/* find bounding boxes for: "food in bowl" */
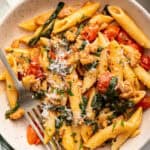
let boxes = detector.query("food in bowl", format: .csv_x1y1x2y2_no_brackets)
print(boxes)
0,1,150,150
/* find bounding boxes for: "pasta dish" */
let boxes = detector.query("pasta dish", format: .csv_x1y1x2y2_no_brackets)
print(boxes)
0,1,150,150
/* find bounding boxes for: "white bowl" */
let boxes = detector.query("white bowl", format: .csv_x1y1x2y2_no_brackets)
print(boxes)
0,0,150,150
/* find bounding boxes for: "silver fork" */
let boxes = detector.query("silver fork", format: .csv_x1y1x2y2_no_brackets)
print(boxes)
0,50,61,150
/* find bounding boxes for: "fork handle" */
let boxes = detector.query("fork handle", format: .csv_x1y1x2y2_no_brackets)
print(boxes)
0,49,23,91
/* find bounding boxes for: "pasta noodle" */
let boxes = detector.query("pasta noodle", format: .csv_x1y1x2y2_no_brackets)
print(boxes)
108,6,150,48
82,69,97,93
66,71,82,124
53,2,100,33
134,65,150,88
97,49,108,77
61,126,75,150
108,41,123,82
84,107,142,149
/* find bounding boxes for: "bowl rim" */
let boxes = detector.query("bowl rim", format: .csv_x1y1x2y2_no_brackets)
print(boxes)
1,0,150,27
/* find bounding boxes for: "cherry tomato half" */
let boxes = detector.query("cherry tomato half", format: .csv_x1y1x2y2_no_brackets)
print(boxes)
103,25,120,41
81,24,99,42
140,55,150,71
117,30,132,45
27,59,44,79
137,96,150,110
97,71,112,93
27,125,41,145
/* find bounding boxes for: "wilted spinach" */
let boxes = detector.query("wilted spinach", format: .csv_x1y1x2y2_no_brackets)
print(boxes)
79,96,88,117
92,47,104,56
66,81,74,96
84,118,98,133
84,60,99,71
33,90,46,99
91,76,134,118
79,40,88,50
48,105,73,129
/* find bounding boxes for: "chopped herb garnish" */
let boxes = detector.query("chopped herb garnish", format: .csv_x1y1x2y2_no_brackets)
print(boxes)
79,143,83,150
33,90,46,99
79,40,87,50
67,82,74,96
56,89,65,95
43,46,50,51
9,50,14,53
112,122,117,132
5,103,19,119
55,116,64,129
107,113,116,125
74,140,78,143
81,14,88,20
71,132,76,138
84,60,99,71
47,105,73,129
91,93,103,116
84,119,98,133
76,23,84,36
79,96,88,117
120,120,125,127
92,47,104,56
106,77,118,97
7,84,12,89
20,54,31,63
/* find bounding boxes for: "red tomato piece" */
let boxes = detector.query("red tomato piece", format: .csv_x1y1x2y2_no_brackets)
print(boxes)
97,71,112,93
103,25,120,41
27,125,41,145
137,96,150,110
27,60,44,79
128,42,143,53
117,30,132,45
117,30,143,53
140,55,150,71
49,50,56,60
81,24,99,42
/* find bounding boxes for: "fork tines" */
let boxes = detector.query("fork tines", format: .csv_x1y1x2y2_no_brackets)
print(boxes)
25,105,55,150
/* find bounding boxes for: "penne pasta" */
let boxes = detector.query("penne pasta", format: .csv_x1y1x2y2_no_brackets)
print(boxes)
22,75,35,90
108,6,150,48
97,49,108,77
72,126,82,150
66,71,82,124
43,112,56,144
82,69,97,93
53,2,100,33
89,14,113,25
0,71,6,81
35,10,53,26
84,107,142,149
61,126,75,150
121,45,141,67
108,41,123,82
19,18,38,31
86,88,96,119
134,65,150,89
123,56,140,90
5,71,18,108
81,124,93,143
